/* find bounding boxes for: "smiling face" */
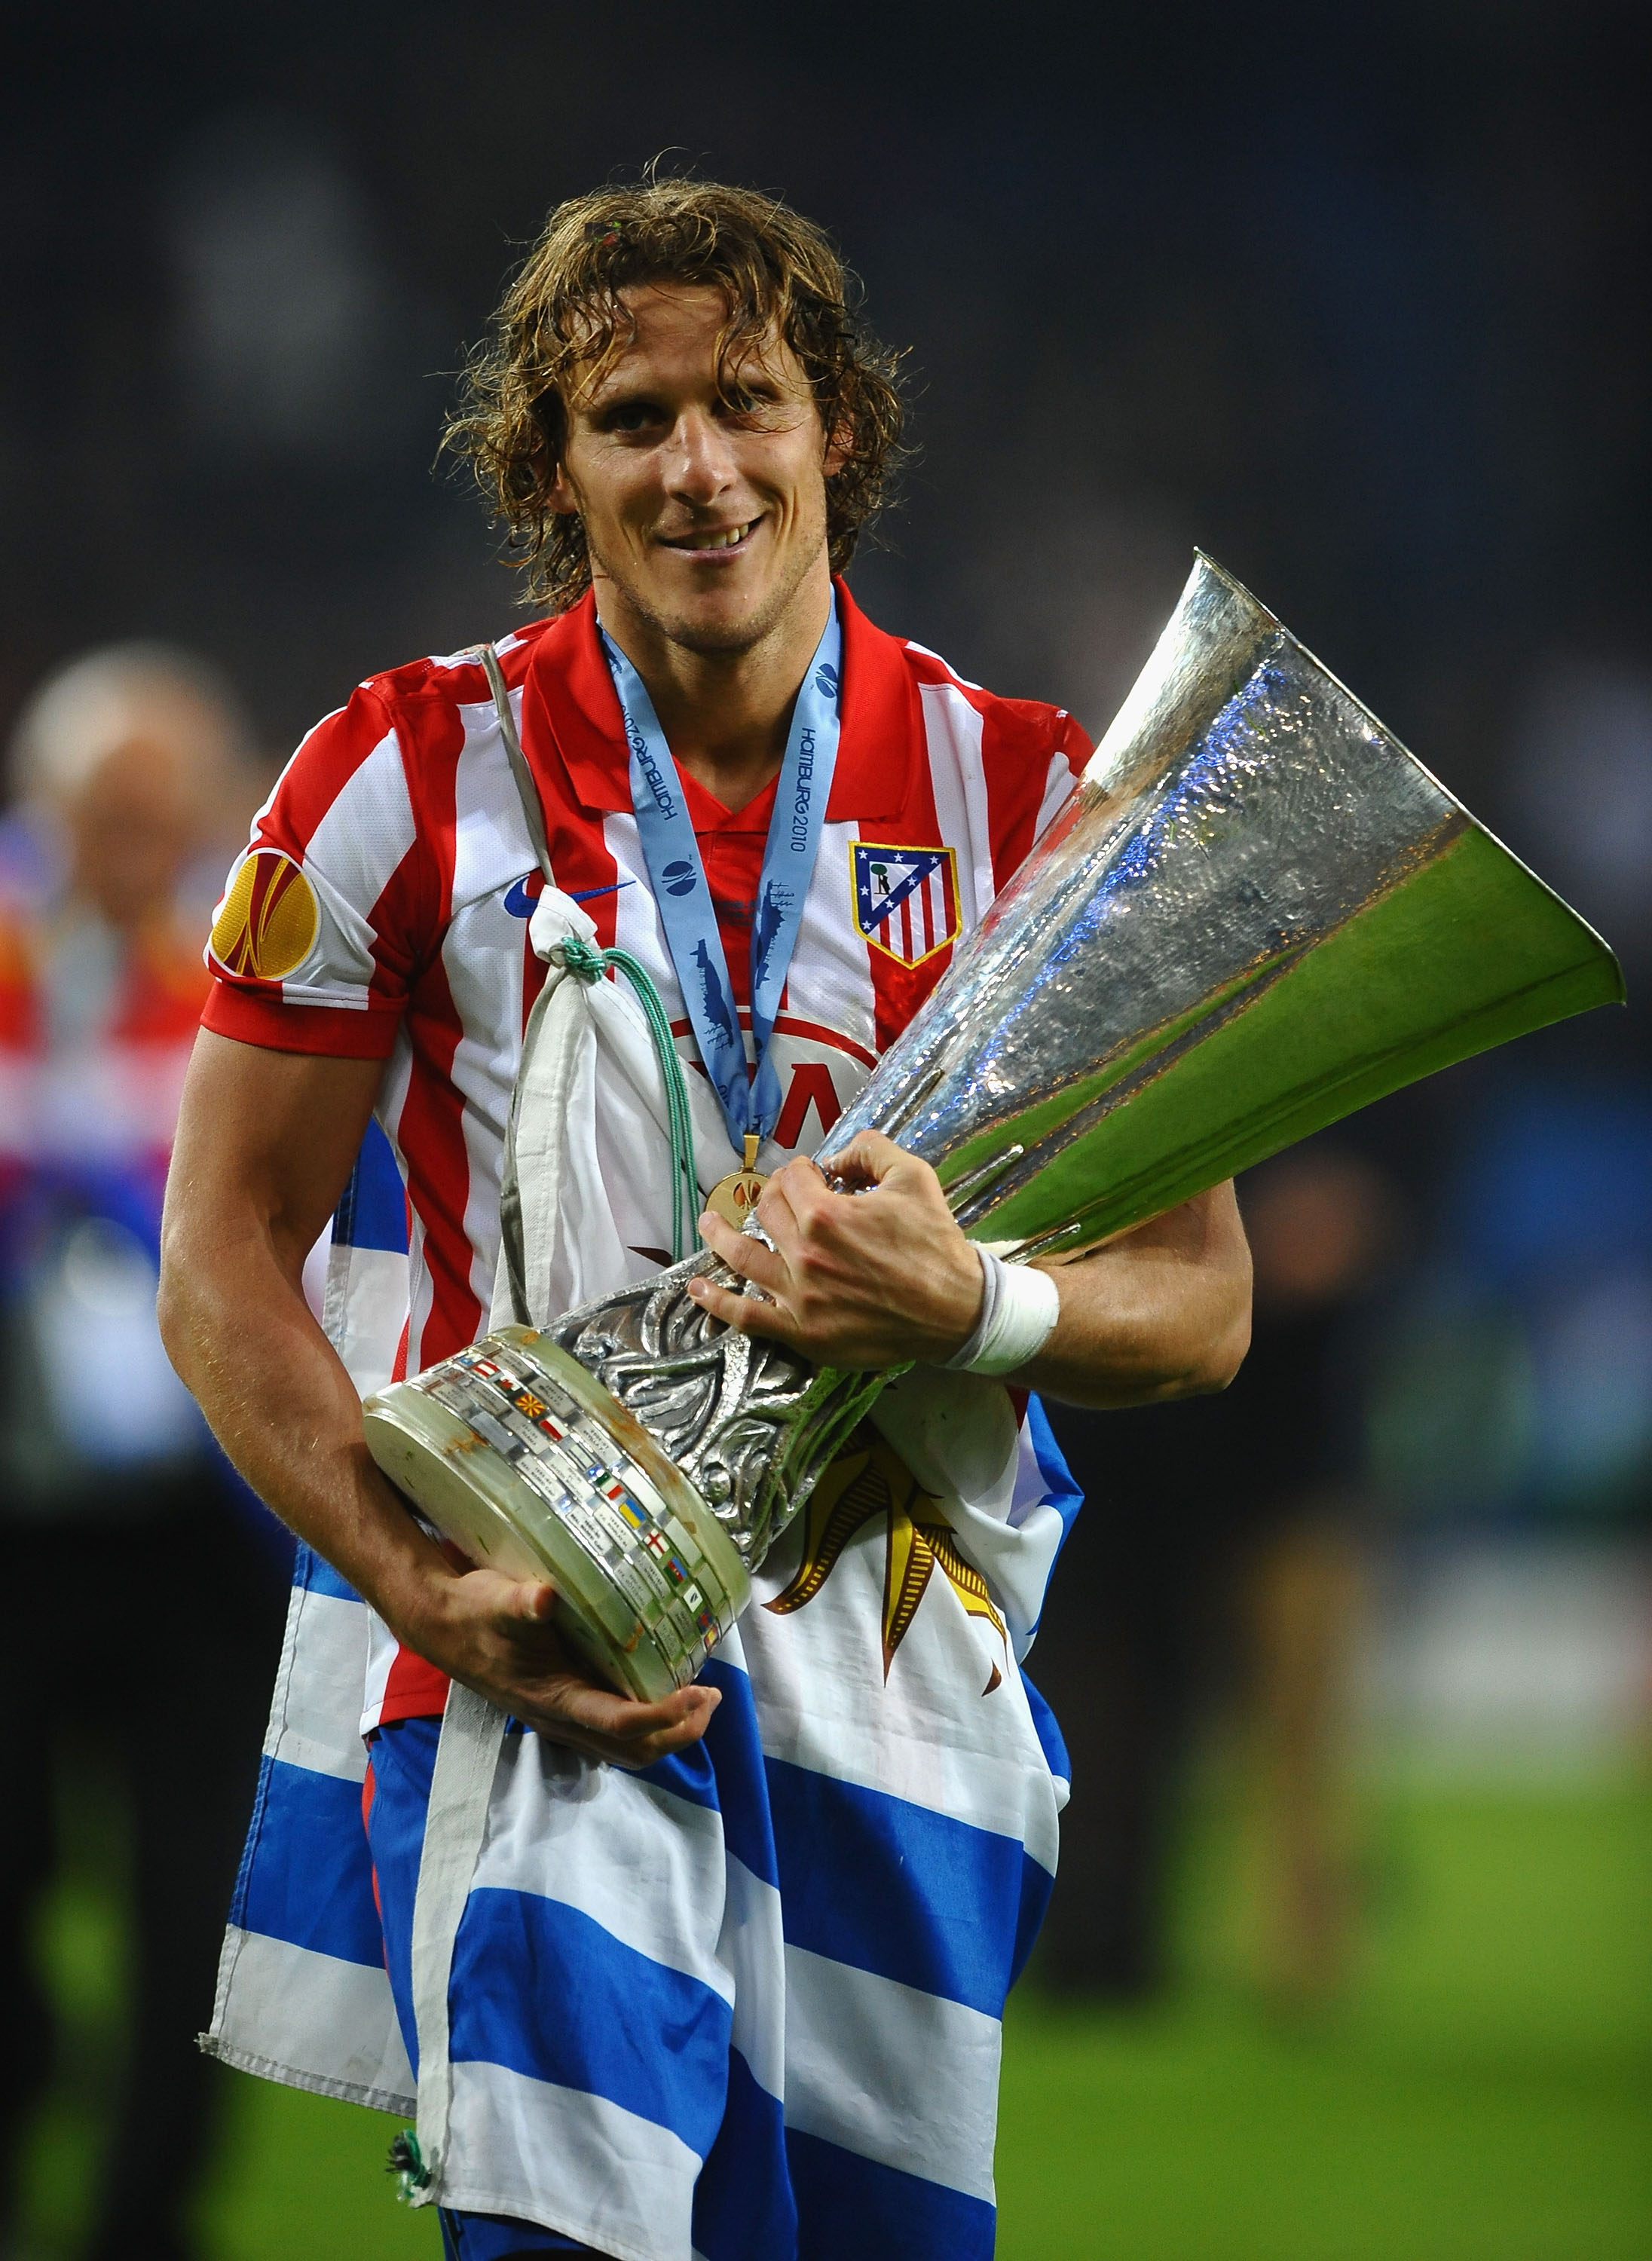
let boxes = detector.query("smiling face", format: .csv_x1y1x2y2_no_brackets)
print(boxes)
545,283,839,659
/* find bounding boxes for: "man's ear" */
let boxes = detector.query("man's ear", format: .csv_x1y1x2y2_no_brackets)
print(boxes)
542,455,580,518
531,394,580,516
822,408,853,482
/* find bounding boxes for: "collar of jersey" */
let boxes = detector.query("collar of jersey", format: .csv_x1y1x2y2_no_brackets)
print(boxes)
519,577,912,821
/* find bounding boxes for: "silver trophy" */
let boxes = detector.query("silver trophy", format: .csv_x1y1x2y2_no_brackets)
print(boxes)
362,555,1623,1700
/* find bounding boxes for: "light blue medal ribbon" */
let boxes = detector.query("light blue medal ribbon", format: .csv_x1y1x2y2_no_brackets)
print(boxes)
601,599,843,1157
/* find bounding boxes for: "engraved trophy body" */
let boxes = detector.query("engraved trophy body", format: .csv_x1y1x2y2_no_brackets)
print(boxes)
361,555,1623,1701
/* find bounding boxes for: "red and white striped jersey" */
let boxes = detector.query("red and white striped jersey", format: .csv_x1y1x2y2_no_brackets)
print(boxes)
203,578,1089,1724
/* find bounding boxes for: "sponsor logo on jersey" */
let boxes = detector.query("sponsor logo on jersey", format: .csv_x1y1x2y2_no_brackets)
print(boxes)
208,850,319,981
504,872,634,916
850,843,960,967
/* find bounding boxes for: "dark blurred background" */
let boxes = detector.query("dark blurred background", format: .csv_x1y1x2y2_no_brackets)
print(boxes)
2,3,1647,2257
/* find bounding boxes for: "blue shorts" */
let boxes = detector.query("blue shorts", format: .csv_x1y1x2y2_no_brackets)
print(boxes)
368,1720,610,2261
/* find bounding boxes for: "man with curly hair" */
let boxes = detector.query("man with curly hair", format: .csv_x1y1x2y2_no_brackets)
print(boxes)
161,178,1250,2261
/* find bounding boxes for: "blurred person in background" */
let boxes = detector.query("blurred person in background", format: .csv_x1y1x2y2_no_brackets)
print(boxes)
1036,1142,1395,2012
0,647,287,2261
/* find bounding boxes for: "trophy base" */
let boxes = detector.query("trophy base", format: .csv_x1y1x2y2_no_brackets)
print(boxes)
362,1325,749,1704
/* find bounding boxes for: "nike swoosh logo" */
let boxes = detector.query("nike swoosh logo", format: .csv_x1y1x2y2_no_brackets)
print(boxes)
504,875,636,917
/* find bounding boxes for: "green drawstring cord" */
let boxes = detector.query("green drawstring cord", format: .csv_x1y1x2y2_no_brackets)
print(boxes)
558,935,699,1262
387,2128,430,2201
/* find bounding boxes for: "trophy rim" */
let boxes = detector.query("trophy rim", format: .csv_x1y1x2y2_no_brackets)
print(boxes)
364,1329,751,1703
1188,550,1624,978
361,1386,674,1699
493,1325,751,1599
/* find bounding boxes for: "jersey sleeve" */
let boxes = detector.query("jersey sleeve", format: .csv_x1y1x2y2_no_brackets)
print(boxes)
984,699,1094,896
1032,708,1092,840
200,683,436,1058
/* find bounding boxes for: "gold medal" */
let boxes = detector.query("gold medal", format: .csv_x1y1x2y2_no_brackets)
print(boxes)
703,1133,768,1234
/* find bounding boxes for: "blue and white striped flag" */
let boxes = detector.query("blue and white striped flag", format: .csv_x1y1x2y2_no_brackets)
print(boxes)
206,1121,1082,2261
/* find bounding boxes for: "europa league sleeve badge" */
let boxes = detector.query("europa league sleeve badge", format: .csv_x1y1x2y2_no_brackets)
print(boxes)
702,1133,768,1232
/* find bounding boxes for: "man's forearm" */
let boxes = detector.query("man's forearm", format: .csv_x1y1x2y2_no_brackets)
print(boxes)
1012,1180,1253,1410
158,1207,450,1632
693,1135,1252,1402
158,1033,448,1638
158,1033,716,1763
160,1202,720,1755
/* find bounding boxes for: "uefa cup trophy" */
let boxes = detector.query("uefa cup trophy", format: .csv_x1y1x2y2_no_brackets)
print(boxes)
361,555,1623,1701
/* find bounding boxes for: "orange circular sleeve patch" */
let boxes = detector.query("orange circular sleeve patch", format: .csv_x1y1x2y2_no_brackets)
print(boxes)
209,850,320,981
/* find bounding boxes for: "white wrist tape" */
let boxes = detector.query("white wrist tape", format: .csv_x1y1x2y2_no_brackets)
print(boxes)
944,1247,1061,1377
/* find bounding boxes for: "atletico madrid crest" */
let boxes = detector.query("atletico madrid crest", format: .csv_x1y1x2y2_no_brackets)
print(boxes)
850,842,961,967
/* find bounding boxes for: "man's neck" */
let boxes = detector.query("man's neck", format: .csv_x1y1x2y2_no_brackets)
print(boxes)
595,565,833,814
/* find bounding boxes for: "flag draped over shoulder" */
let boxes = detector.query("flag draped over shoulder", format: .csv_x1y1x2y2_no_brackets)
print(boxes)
204,892,1081,2261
